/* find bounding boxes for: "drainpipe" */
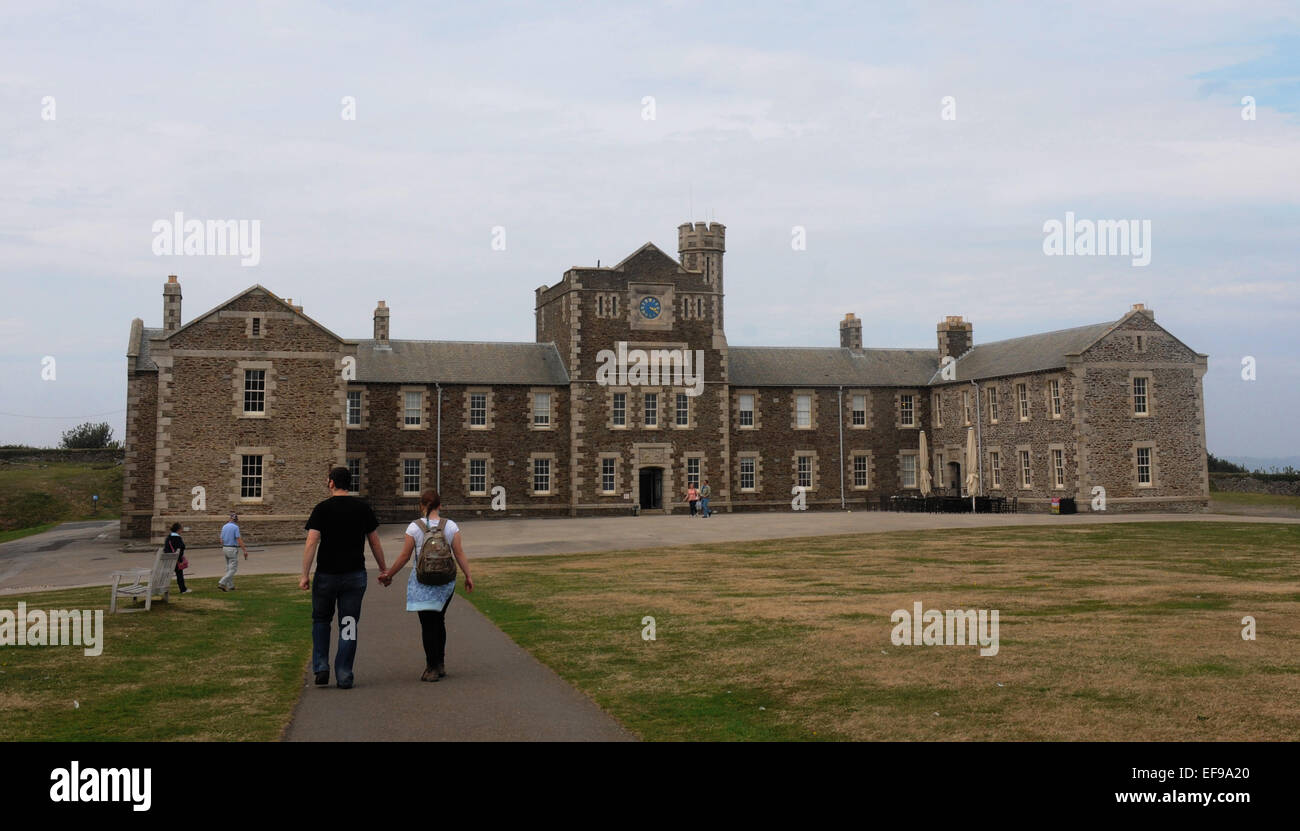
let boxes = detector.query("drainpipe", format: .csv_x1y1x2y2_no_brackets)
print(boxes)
971,379,982,507
435,382,442,492
838,386,845,510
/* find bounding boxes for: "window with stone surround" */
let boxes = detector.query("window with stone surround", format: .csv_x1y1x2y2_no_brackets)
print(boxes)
533,392,551,427
644,392,658,427
240,455,263,499
1018,449,1032,489
1135,444,1157,487
986,386,998,424
989,451,1002,489
796,454,812,489
469,458,487,495
852,454,870,489
1017,383,1030,421
795,394,812,429
899,394,915,428
243,369,266,414
601,457,616,494
346,457,362,495
851,393,867,428
738,393,755,428
739,455,757,491
687,457,701,489
532,457,551,494
403,390,423,428
900,453,918,488
346,390,362,426
675,392,689,427
932,392,943,428
245,316,268,339
1052,447,1065,489
469,392,487,427
1131,374,1152,417
529,388,558,431
403,458,422,495
962,390,972,425
1049,378,1063,419
612,392,626,427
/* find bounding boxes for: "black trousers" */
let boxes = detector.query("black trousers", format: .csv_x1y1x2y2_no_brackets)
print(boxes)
174,566,187,592
417,592,454,668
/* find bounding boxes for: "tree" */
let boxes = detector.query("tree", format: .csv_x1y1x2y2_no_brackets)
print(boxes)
60,422,114,449
1206,452,1248,474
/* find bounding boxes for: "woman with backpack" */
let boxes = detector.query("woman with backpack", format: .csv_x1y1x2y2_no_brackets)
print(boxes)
378,489,473,682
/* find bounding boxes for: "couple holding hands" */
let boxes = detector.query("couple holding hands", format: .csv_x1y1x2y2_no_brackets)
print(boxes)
301,468,472,688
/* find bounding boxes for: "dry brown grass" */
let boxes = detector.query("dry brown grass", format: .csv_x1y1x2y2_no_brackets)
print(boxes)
466,522,1300,741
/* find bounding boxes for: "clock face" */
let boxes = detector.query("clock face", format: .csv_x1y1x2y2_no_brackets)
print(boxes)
639,296,662,320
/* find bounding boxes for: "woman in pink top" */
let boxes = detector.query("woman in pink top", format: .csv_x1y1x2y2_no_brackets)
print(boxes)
686,485,700,517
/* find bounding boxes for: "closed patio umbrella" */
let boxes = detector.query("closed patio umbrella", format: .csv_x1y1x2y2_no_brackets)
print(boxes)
965,426,979,511
919,430,932,497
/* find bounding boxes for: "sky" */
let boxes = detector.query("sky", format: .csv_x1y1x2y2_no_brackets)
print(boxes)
1,1,1297,457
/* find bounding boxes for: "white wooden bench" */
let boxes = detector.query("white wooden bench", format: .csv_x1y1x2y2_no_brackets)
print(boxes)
110,546,179,613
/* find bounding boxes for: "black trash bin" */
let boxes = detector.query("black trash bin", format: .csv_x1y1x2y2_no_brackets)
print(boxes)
1059,497,1077,514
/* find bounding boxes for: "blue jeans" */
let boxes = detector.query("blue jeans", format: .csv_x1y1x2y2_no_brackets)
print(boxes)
312,570,367,686
700,497,711,517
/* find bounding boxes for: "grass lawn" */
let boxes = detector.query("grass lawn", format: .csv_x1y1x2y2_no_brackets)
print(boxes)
0,524,58,545
0,461,123,537
466,522,1300,741
0,575,312,741
1209,489,1300,515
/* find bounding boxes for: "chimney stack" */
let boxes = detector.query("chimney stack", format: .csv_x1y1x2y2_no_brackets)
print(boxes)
163,275,182,333
840,313,862,350
937,315,972,361
374,300,390,345
1130,303,1154,320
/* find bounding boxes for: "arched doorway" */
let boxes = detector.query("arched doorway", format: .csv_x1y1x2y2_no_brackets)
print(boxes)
638,467,664,510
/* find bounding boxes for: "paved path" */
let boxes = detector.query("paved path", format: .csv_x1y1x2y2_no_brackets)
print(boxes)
282,570,635,742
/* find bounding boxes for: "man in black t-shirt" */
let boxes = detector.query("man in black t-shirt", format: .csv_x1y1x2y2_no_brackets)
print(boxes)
300,466,387,689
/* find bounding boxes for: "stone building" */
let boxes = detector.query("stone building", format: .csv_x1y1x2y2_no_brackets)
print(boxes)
122,222,1209,541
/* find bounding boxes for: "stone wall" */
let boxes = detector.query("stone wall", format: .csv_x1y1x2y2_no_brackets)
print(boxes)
347,382,572,523
144,288,349,542
727,386,925,512
1076,311,1208,512
931,371,1077,511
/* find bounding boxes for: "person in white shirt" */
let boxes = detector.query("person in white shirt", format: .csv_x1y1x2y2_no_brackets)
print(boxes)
379,488,474,682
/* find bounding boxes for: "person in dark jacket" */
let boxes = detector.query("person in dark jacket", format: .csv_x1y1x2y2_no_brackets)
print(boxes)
164,522,191,594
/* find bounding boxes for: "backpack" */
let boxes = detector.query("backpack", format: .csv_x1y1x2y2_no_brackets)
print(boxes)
415,517,457,586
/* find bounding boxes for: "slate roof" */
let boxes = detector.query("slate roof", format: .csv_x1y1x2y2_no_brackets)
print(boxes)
928,320,1118,384
729,347,940,387
354,340,570,385
134,328,164,372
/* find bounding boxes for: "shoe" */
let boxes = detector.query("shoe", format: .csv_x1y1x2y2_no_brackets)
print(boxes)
314,671,329,686
421,668,440,682
436,663,446,678
217,584,229,592
180,589,192,594
336,681,353,690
